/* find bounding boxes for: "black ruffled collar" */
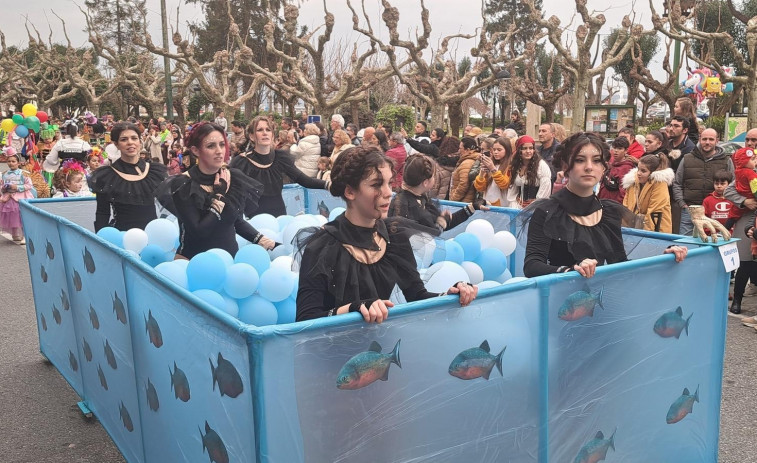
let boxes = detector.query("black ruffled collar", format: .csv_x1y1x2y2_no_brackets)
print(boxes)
323,214,390,251
112,158,147,174
186,166,217,185
247,150,274,166
552,187,602,217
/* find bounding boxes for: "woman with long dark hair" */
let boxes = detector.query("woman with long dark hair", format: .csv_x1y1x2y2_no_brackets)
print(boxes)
504,135,552,208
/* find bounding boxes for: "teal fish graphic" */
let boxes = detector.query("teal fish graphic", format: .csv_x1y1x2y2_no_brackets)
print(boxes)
83,247,95,273
119,401,134,432
170,361,191,402
559,287,604,321
73,270,82,292
82,337,92,362
98,364,108,390
210,353,243,398
199,421,229,463
60,289,70,311
89,305,100,330
574,429,616,463
40,314,47,331
112,292,127,324
46,241,54,260
146,378,160,412
654,307,692,339
28,238,35,255
52,305,61,325
104,339,117,370
69,350,78,372
144,310,163,348
337,340,401,390
40,265,48,283
667,385,699,424
449,340,506,380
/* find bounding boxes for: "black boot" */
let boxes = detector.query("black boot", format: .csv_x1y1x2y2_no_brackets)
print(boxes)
730,297,742,314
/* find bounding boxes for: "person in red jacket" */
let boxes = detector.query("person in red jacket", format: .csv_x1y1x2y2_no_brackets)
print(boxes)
702,169,734,228
619,127,645,159
598,137,638,203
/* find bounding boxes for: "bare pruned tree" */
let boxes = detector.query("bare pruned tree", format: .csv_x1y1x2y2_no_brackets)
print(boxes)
509,42,572,123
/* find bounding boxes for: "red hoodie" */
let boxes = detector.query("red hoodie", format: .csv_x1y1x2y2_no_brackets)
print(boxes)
598,156,638,203
702,190,733,227
627,140,645,159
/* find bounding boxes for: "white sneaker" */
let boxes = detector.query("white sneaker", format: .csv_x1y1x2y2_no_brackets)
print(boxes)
744,284,757,297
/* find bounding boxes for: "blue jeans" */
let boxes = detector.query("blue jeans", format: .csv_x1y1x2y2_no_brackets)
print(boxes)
679,207,693,236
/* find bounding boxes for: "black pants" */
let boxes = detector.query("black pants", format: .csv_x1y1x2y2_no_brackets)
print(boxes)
734,261,757,299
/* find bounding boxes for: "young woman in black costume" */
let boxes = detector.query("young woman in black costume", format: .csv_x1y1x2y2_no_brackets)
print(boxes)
296,146,479,323
229,116,328,217
90,122,168,231
523,132,688,278
156,122,273,258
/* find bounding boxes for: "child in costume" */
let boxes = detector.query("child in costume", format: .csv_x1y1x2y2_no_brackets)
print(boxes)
726,147,757,229
52,160,91,198
0,153,34,241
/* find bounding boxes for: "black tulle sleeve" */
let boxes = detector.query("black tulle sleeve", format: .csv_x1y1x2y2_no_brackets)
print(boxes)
523,207,562,277
296,245,337,321
94,195,112,232
283,160,327,190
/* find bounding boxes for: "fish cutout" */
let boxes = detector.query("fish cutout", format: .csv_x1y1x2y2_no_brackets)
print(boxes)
337,340,401,390
104,340,117,370
144,310,163,348
69,350,78,372
52,305,61,325
83,247,95,273
654,307,692,339
170,361,191,402
60,289,70,311
559,287,605,321
318,200,330,218
210,353,243,398
119,401,134,432
28,238,35,255
89,305,100,330
40,265,48,283
574,429,616,463
98,364,108,390
82,338,92,362
40,314,47,331
146,378,160,412
73,270,82,292
449,340,506,381
112,292,127,325
46,241,54,259
199,421,229,463
667,385,699,424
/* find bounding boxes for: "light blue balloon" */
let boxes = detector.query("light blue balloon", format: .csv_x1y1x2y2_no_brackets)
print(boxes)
328,207,346,221
477,280,501,289
275,297,297,324
141,244,170,267
258,267,295,302
236,235,250,249
269,244,293,260
238,295,278,326
444,240,465,264
155,262,188,289
234,244,271,275
96,227,123,247
187,252,227,291
474,248,508,280
495,268,513,283
249,213,280,232
173,259,189,270
14,125,29,138
145,218,179,252
192,289,226,312
431,238,446,264
207,248,234,267
221,295,240,317
277,215,295,230
223,263,259,299
290,272,299,299
454,232,482,261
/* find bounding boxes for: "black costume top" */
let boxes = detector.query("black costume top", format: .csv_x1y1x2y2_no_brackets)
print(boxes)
89,159,168,231
522,187,628,277
156,166,263,259
296,214,441,321
389,188,473,235
228,149,327,217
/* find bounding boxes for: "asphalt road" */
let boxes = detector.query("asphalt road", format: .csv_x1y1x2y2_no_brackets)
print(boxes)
0,233,756,462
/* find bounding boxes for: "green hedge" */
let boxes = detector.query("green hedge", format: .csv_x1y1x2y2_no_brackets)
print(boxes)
375,104,416,132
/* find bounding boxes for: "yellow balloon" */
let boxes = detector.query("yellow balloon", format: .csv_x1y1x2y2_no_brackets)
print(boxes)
22,103,38,117
0,119,14,132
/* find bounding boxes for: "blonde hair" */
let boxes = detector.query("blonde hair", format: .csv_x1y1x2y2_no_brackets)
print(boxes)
304,123,320,136
333,129,349,146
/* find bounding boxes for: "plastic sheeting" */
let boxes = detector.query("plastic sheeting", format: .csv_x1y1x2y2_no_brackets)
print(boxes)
20,190,728,463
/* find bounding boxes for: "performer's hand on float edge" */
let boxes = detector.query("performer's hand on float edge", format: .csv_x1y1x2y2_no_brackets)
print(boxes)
360,299,393,324
574,258,598,278
448,282,478,306
664,245,688,263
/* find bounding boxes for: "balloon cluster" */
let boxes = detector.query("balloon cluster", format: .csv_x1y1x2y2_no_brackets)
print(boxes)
681,67,734,103
1,103,48,138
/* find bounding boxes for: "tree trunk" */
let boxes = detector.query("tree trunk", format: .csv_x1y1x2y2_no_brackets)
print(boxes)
448,101,464,139
350,101,360,128
543,103,556,123
748,77,757,129
430,104,445,132
571,72,590,133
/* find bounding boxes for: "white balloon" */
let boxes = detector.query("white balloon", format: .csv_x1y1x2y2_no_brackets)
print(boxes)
494,268,513,283
314,215,328,226
123,228,149,254
269,245,293,261
490,231,517,256
271,255,294,271
477,280,501,289
145,218,180,252
258,228,282,244
504,276,530,285
329,207,346,221
282,221,307,246
423,261,469,293
409,232,436,269
466,219,495,248
248,214,280,232
460,261,484,284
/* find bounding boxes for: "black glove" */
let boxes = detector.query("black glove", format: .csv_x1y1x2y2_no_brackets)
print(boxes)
472,197,489,210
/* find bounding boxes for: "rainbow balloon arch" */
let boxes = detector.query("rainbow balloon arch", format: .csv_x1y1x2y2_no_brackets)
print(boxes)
20,186,729,462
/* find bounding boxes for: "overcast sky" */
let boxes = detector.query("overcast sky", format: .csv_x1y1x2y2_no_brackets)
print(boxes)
2,0,666,89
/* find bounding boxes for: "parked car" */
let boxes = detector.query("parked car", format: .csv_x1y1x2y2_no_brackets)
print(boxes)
718,141,744,156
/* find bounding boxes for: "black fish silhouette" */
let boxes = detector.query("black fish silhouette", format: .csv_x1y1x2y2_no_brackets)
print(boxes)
146,378,160,412
169,361,191,402
83,247,95,273
89,305,100,330
144,310,163,348
98,364,108,390
69,350,78,372
104,340,118,370
82,338,92,362
46,241,54,259
52,305,61,325
73,270,82,292
60,289,70,311
210,353,243,398
119,401,134,432
40,314,47,331
113,292,127,324
318,200,330,218
28,238,35,255
40,265,48,283
199,421,229,463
